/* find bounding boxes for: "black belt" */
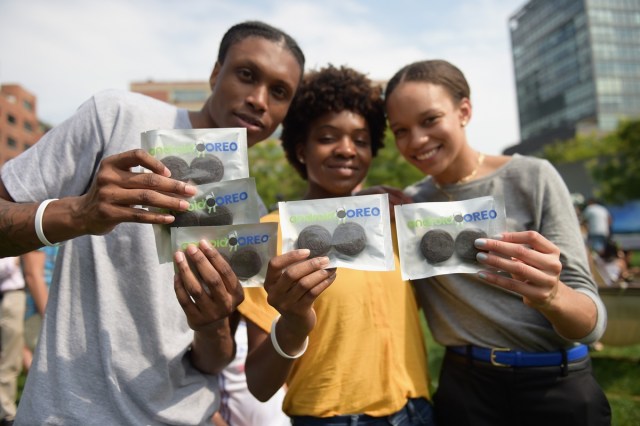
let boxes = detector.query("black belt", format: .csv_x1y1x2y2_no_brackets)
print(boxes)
447,344,588,368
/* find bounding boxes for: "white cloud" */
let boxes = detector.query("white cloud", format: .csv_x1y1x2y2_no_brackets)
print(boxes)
0,0,528,154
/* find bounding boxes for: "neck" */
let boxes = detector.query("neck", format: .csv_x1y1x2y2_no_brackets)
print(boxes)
434,151,485,186
188,100,217,129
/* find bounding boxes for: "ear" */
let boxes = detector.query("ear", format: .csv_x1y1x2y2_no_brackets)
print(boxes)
458,98,472,127
209,62,222,90
295,143,306,164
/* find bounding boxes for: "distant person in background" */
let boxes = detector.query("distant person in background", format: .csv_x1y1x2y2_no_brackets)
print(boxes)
582,198,612,255
0,257,26,426
601,239,630,286
20,246,58,371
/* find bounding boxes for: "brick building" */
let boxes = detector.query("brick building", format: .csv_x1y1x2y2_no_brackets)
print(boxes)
129,80,211,111
0,84,47,168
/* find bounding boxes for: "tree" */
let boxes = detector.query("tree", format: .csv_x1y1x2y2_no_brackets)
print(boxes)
365,130,424,189
249,139,306,211
542,119,640,205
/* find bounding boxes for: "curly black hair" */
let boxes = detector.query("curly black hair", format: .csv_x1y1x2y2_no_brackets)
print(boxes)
280,65,386,180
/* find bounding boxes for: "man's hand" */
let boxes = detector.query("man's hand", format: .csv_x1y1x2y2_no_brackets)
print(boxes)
173,239,244,374
77,149,196,235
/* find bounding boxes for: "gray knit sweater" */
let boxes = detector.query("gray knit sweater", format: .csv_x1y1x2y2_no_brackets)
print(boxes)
406,154,606,351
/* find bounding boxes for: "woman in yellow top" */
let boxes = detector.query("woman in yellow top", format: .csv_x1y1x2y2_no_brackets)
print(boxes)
236,65,433,425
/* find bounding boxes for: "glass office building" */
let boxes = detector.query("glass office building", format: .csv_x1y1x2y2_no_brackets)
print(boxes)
506,0,640,154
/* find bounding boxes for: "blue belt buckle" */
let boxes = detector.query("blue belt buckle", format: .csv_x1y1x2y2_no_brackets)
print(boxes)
490,347,512,367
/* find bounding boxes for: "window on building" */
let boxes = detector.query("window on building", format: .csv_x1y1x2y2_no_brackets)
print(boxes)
23,100,33,111
24,121,33,132
23,143,32,151
7,114,16,125
7,137,18,149
173,90,209,103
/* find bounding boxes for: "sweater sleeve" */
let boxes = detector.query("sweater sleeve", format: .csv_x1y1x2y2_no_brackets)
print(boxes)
537,160,607,342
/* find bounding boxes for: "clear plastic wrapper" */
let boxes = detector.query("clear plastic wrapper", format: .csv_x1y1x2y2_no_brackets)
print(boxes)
279,194,394,271
149,178,260,262
140,128,251,263
394,195,507,280
171,223,278,287
141,128,249,184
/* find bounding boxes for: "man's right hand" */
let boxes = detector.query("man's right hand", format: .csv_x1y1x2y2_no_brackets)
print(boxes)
76,149,196,235
0,149,197,256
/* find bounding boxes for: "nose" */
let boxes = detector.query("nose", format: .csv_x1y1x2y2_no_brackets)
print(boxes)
409,128,429,149
334,136,356,158
247,84,268,113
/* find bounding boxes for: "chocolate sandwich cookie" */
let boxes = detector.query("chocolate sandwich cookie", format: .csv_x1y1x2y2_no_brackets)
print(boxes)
296,225,332,258
454,228,487,262
169,211,200,228
199,205,233,226
332,222,367,257
230,246,263,280
420,229,454,263
189,155,225,184
161,156,190,182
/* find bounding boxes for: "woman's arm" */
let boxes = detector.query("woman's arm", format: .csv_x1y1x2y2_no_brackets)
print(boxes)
244,250,336,401
21,250,48,315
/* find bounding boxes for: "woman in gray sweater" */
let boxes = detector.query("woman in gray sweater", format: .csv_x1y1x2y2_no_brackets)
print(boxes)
384,59,610,426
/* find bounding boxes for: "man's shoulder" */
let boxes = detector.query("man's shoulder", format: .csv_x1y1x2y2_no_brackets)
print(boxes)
92,89,176,112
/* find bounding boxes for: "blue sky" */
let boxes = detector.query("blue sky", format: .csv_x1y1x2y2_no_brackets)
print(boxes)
0,0,529,154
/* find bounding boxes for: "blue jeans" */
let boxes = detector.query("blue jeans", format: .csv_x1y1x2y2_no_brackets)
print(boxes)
291,398,435,426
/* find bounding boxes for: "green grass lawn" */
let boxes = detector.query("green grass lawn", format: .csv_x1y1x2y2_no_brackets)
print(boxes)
421,317,640,426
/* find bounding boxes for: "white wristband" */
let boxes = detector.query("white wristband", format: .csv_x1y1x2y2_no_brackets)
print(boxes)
270,315,308,359
35,199,62,247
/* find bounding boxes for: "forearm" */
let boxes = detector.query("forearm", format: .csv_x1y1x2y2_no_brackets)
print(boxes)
245,317,308,402
22,251,49,315
539,282,598,341
0,196,86,257
189,318,236,375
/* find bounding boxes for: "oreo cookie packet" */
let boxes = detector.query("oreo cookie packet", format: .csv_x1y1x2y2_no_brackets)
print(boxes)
171,223,278,287
279,194,394,271
153,177,261,263
141,128,249,184
394,195,506,280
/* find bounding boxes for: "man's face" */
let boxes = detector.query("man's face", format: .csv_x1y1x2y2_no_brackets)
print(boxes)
208,37,302,147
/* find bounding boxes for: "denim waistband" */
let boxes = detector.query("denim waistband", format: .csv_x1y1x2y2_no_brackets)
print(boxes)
447,344,589,368
291,397,431,426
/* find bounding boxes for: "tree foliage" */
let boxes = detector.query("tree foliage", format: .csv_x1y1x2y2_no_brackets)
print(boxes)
365,130,424,189
542,119,640,205
249,139,306,211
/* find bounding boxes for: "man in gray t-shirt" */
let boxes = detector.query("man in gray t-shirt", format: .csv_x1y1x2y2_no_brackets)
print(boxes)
0,21,304,425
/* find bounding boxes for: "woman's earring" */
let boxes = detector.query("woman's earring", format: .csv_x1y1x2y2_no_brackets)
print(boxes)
461,121,467,128
298,156,305,164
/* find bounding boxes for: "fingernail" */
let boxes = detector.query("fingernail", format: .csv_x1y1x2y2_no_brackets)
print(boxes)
475,238,487,247
318,256,330,267
185,184,197,195
476,252,488,261
200,239,212,249
174,251,185,263
186,244,197,255
478,272,487,279
298,248,311,257
179,200,190,210
491,234,504,240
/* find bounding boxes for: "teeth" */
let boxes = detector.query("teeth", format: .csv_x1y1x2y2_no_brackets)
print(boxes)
415,148,438,161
